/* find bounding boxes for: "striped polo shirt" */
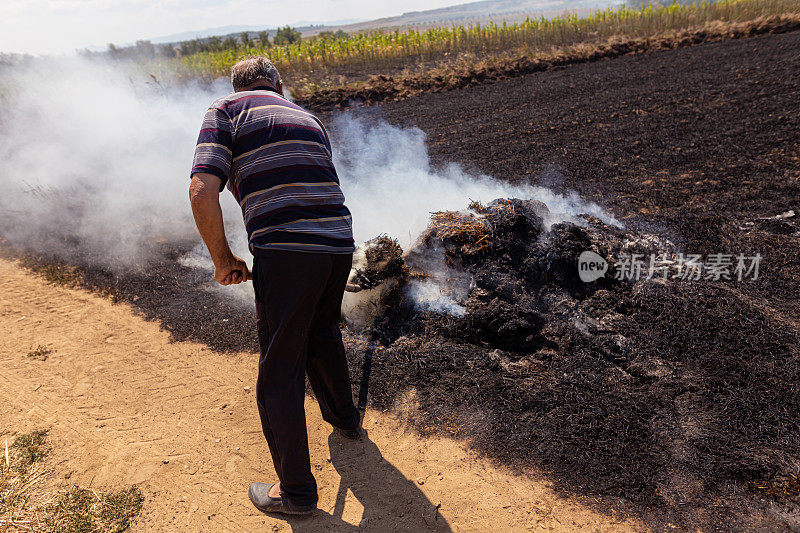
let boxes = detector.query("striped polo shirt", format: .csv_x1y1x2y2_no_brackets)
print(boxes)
191,86,355,254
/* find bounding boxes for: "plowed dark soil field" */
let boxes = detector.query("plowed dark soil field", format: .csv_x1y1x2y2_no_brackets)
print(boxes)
13,30,800,531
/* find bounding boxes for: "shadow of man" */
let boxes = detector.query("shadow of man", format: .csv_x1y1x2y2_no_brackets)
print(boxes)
273,351,451,531
324,430,453,531
275,431,452,532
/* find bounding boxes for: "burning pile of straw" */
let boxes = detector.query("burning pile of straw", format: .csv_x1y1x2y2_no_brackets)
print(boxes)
425,210,492,258
421,200,525,264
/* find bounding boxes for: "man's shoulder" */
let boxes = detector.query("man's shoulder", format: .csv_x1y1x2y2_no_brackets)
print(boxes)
206,94,235,114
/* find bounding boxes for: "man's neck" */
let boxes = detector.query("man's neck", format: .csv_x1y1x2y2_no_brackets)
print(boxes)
246,85,278,93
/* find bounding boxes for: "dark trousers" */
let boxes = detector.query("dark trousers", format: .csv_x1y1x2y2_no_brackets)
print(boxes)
252,250,360,507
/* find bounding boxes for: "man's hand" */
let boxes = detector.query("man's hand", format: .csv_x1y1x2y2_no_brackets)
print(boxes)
215,254,251,285
190,173,251,286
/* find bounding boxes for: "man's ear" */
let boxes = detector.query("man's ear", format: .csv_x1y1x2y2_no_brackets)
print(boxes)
276,80,284,96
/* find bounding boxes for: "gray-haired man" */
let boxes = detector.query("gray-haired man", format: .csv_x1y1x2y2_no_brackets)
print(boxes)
189,56,362,516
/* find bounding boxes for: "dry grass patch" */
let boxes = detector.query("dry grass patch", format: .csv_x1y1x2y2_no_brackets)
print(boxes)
1,431,51,531
25,345,53,361
0,431,143,533
45,487,143,533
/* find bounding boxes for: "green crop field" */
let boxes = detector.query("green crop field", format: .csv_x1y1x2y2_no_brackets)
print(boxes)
157,0,799,91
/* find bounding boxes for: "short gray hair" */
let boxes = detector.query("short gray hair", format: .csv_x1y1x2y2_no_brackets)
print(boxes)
230,56,281,92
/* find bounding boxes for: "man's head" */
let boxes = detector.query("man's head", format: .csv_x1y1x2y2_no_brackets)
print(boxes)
231,56,282,94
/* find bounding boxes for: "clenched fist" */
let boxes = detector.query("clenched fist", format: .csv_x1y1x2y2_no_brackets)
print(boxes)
214,254,251,285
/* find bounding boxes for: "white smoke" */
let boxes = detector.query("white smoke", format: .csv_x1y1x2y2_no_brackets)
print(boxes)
0,57,248,269
331,114,619,250
405,280,468,317
0,57,618,316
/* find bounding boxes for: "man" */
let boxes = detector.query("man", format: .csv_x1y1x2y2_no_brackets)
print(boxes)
188,56,362,516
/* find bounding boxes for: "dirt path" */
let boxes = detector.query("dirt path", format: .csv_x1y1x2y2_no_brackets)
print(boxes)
0,259,642,532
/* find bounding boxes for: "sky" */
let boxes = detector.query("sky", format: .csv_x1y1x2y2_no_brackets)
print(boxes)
0,0,469,55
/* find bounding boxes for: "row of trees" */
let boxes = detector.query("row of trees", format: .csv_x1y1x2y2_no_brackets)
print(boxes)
103,25,308,60
105,40,175,59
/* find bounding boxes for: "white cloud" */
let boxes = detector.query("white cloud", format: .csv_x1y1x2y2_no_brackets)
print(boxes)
0,0,468,55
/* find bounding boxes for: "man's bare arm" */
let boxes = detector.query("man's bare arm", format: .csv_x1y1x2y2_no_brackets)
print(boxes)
189,173,251,285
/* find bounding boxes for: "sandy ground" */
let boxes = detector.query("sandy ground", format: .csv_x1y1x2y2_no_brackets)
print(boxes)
0,258,643,532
